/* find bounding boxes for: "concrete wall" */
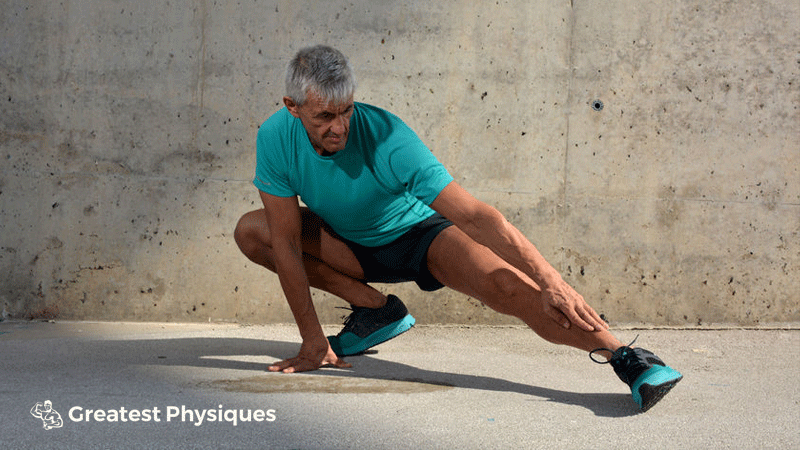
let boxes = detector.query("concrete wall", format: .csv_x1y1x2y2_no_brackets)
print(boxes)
1,0,797,326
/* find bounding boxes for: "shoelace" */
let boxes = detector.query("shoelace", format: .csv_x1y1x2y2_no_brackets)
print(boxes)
334,306,365,336
589,335,639,364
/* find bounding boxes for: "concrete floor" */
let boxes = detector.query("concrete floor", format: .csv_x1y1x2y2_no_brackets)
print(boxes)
2,320,798,449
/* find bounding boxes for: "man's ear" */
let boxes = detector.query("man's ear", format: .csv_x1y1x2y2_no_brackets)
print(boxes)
283,96,301,117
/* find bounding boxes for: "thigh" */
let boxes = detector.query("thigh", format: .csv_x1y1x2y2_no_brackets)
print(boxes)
425,226,540,314
299,207,367,280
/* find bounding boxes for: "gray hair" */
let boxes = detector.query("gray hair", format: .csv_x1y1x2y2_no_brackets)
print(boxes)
285,45,357,106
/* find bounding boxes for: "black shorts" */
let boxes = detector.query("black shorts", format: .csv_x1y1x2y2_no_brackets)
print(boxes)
339,213,455,292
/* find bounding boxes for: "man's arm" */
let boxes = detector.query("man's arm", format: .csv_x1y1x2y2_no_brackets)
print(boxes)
259,191,350,372
429,181,607,332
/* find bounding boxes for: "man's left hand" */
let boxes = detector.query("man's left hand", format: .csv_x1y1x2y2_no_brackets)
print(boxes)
541,278,609,332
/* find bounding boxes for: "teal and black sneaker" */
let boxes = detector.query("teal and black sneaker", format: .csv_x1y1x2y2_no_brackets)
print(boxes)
591,339,683,412
327,295,416,357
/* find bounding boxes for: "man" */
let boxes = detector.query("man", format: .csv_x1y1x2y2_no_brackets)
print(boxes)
30,400,64,430
234,45,682,411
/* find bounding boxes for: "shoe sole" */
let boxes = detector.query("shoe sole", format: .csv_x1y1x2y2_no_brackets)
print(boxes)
633,366,683,412
638,377,682,412
328,314,416,356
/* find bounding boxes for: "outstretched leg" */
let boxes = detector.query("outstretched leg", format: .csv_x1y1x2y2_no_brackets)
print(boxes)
425,225,623,353
426,225,682,411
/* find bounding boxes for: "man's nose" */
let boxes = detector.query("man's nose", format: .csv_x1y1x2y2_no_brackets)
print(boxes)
331,115,347,134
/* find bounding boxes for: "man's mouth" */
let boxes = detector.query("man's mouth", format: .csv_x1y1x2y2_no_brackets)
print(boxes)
325,133,346,143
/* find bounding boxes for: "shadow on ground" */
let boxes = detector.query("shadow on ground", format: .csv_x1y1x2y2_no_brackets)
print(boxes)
66,336,637,418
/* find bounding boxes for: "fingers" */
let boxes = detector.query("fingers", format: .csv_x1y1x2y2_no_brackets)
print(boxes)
545,306,572,330
573,296,609,331
267,357,318,373
583,304,610,330
331,358,353,369
546,296,608,332
562,306,595,332
267,353,351,373
267,358,299,373
543,293,590,331
564,302,612,332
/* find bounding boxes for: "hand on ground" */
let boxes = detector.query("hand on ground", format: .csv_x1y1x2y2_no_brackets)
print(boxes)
268,337,351,373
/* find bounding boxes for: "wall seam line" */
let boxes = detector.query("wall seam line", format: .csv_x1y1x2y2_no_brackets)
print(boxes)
560,0,578,271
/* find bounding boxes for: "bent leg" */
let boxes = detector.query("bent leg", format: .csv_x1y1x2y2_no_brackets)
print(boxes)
234,208,386,308
426,226,622,353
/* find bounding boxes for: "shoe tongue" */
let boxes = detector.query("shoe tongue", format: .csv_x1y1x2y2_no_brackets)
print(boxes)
613,346,633,359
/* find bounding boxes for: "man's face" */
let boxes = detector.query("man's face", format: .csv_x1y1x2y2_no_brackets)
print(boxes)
284,92,354,156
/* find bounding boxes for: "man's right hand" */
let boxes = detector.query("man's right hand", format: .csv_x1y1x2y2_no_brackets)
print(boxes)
268,335,352,373
257,192,351,373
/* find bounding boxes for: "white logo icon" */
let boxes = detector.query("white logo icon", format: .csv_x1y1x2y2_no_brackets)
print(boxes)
30,400,64,430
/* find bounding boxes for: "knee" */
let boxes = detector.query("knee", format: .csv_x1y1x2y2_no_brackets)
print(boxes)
483,268,531,316
234,210,268,255
233,215,250,254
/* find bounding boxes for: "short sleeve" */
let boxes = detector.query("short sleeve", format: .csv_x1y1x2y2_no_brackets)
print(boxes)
253,110,296,198
387,132,454,205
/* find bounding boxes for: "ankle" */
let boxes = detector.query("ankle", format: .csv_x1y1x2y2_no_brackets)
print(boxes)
371,295,388,309
350,294,387,309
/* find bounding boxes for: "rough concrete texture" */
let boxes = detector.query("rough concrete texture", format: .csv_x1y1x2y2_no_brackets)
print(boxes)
1,321,799,449
0,1,797,325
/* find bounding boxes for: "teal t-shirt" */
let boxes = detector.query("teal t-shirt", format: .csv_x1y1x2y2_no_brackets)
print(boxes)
254,102,454,247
